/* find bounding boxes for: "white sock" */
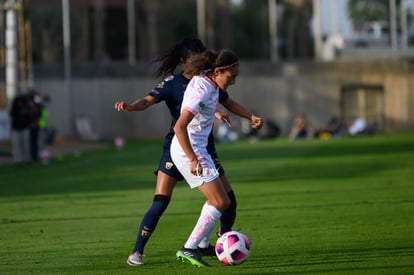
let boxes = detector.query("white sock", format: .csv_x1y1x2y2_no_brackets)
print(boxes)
198,233,212,249
184,202,222,249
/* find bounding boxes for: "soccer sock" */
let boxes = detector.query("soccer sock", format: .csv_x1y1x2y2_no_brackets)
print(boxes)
198,233,211,248
219,190,237,235
132,194,170,254
184,202,222,249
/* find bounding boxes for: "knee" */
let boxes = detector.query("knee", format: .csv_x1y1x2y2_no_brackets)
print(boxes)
214,196,231,213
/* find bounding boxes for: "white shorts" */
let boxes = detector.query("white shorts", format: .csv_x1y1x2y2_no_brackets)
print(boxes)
170,136,220,189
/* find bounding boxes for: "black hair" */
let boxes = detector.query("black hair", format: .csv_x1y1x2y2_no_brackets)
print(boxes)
153,38,206,78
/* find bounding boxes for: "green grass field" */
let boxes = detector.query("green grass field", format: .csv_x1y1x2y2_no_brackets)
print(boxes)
1,133,413,274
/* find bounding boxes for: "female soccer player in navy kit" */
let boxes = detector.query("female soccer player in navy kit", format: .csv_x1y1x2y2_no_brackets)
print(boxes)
172,49,242,267
114,39,262,266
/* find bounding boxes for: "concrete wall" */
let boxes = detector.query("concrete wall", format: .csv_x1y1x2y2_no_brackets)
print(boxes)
30,58,414,140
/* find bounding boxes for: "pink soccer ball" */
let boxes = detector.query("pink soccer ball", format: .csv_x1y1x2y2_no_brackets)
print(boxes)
215,231,251,265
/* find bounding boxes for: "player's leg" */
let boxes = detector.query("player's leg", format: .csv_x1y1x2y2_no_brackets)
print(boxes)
197,173,236,256
128,171,177,266
206,152,238,236
218,173,237,235
128,148,183,266
177,178,230,267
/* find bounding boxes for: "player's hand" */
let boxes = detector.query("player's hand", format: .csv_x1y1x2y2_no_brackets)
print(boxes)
190,159,203,176
215,111,233,128
114,101,132,112
251,115,263,129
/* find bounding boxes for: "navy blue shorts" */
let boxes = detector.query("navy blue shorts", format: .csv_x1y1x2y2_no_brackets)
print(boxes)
156,148,184,181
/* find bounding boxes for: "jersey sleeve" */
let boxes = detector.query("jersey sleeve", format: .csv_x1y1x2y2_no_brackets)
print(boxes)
218,88,229,103
148,75,175,101
181,78,208,115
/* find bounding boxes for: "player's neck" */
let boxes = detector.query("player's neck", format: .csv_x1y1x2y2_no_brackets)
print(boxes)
182,71,193,80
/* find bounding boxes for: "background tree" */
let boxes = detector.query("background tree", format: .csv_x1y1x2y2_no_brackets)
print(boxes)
347,0,412,35
279,0,314,60
231,0,269,59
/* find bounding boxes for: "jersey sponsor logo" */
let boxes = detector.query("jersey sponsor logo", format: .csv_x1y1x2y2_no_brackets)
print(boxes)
165,162,174,169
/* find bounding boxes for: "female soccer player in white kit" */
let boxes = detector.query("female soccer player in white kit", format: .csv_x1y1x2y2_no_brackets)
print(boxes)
171,49,240,267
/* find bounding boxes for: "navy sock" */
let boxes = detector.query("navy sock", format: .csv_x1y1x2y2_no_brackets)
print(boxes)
220,190,237,234
132,194,170,254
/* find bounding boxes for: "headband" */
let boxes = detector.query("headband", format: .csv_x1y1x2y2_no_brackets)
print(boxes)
202,61,239,75
215,61,239,70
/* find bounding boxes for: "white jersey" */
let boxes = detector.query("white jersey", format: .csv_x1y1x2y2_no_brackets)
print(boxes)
181,75,219,149
170,75,220,188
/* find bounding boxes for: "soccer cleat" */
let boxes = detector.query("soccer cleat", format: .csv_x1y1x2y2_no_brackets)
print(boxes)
197,244,216,257
127,252,144,266
176,247,211,267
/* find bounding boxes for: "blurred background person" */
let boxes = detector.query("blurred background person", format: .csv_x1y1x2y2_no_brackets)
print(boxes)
28,90,42,161
315,115,342,139
38,95,51,150
289,113,314,139
9,94,31,164
348,117,367,136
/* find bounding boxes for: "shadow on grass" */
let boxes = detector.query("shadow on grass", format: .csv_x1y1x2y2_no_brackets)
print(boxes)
216,136,414,162
0,134,413,197
268,246,414,274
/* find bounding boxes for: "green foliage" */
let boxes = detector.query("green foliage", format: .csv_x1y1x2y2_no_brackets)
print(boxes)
231,1,269,59
158,2,198,52
347,0,388,21
1,134,414,274
347,0,413,31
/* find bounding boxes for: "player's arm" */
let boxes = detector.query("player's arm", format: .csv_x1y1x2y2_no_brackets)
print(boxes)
221,97,263,129
215,111,232,128
173,110,200,176
114,95,159,112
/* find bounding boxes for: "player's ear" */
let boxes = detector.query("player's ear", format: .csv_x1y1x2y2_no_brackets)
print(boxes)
213,68,220,76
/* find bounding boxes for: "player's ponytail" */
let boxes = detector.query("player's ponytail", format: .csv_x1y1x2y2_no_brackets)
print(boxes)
153,38,206,78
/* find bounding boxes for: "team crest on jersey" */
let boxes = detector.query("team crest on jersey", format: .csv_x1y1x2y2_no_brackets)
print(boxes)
166,162,174,169
157,81,165,89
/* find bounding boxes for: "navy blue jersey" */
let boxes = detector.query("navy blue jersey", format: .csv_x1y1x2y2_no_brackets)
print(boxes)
149,73,228,179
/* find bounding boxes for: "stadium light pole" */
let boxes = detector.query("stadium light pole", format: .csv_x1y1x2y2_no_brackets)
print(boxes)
400,0,408,53
5,0,19,107
62,0,71,82
268,0,278,62
329,0,338,35
62,0,72,130
312,0,323,60
389,0,397,51
127,0,136,64
197,0,206,44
